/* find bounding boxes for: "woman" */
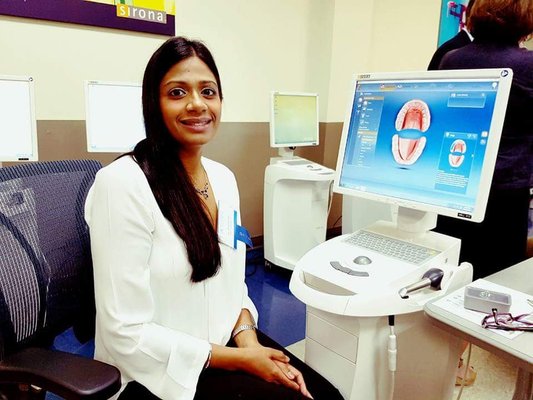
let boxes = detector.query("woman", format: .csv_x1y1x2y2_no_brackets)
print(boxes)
85,36,343,400
435,0,533,280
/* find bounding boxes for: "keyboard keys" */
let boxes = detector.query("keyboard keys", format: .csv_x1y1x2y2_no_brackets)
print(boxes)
343,230,440,265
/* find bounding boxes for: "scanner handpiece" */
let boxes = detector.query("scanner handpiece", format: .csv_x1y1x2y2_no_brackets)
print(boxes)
398,268,444,299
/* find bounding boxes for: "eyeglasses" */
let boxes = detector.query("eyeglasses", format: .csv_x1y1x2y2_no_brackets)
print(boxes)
481,309,533,332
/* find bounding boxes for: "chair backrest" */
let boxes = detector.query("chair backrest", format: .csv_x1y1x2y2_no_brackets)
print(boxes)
0,160,102,359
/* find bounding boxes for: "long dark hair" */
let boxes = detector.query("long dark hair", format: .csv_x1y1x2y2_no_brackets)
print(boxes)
129,36,223,282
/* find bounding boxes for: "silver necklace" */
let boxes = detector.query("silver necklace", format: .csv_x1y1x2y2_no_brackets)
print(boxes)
194,168,209,199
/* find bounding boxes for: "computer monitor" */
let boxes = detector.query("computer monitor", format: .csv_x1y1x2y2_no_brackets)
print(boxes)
334,69,513,234
0,75,38,162
85,80,145,153
270,91,319,149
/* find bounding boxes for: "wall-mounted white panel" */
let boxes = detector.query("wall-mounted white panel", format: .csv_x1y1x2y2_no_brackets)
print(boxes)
0,75,38,162
85,81,145,153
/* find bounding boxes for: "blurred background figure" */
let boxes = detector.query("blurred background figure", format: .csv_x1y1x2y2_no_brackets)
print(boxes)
434,0,533,280
431,0,533,392
428,0,476,70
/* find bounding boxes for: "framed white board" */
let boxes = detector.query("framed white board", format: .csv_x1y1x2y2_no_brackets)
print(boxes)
85,80,145,153
0,75,38,162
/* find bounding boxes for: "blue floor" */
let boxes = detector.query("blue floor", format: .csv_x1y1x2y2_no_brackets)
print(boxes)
244,247,306,347
48,247,305,399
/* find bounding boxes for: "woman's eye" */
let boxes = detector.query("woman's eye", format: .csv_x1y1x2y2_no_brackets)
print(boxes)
202,88,217,97
169,88,186,97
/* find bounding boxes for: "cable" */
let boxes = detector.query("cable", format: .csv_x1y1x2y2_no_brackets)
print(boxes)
387,315,397,400
332,214,342,228
455,342,472,400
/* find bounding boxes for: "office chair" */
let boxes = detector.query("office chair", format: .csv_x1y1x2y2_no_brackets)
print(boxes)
0,160,120,400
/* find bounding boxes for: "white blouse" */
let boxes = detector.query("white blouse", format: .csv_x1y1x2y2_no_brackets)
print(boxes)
84,156,258,400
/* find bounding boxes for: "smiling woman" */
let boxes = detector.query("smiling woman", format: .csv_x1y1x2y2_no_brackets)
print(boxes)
159,57,222,151
83,36,344,400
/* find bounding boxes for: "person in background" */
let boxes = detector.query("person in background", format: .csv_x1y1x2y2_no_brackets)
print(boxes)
85,36,344,400
435,0,532,279
434,0,532,393
427,0,476,70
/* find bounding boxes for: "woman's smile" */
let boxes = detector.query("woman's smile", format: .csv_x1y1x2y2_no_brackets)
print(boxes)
180,117,213,132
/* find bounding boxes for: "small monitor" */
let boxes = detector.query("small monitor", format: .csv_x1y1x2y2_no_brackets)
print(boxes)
334,69,512,229
0,75,38,162
85,80,145,153
270,91,319,148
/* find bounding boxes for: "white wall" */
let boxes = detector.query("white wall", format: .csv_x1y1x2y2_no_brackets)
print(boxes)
0,15,164,120
0,2,335,123
326,0,376,123
0,0,442,122
175,0,334,122
368,0,440,72
326,0,441,121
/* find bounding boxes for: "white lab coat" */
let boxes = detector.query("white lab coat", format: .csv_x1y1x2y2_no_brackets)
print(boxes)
85,155,258,400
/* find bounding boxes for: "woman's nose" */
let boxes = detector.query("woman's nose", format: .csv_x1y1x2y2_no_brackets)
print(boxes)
186,92,207,112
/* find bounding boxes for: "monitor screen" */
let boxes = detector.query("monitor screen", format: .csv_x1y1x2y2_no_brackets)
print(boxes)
0,75,38,162
334,69,512,224
85,80,145,153
270,91,319,148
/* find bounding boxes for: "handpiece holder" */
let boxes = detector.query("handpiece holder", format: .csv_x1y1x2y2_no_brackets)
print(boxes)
398,268,444,299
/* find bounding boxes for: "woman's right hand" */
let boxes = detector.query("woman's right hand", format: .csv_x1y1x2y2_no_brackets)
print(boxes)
211,343,312,396
238,345,301,392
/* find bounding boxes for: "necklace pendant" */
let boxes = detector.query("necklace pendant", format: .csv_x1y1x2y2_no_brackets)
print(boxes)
196,182,209,199
194,168,210,200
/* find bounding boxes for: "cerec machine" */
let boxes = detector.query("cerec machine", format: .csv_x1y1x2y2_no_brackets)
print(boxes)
289,69,513,399
264,92,334,270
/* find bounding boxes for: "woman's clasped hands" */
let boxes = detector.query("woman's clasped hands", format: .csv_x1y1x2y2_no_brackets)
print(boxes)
240,345,313,399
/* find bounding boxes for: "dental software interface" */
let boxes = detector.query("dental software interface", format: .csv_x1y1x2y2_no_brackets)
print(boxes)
337,75,505,221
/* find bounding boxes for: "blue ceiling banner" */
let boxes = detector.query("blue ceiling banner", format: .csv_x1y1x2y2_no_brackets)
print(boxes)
0,0,175,36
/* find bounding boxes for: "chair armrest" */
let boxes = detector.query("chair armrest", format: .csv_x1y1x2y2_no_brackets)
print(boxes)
0,347,121,400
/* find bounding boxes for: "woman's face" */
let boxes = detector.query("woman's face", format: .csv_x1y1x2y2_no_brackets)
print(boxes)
159,56,221,151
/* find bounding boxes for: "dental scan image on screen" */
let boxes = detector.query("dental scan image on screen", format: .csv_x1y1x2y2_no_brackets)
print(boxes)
270,92,319,148
335,69,512,225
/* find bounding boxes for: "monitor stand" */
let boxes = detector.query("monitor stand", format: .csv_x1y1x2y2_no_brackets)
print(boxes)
277,146,296,159
341,198,398,235
395,206,437,237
